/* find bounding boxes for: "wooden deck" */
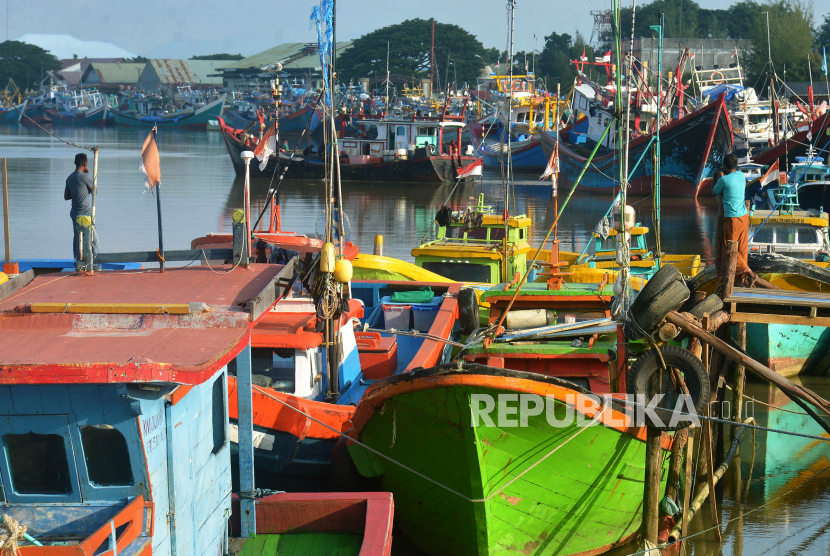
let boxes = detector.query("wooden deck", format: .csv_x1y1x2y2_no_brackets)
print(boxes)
725,286,830,327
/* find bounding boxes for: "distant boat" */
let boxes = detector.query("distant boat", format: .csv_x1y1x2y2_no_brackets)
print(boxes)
46,102,108,126
476,136,548,173
0,100,27,123
110,95,226,129
280,103,321,134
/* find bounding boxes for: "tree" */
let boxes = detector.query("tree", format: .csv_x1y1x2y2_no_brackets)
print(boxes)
536,31,595,86
336,19,487,88
816,12,830,46
748,0,816,83
0,40,61,90
190,53,245,60
127,55,150,63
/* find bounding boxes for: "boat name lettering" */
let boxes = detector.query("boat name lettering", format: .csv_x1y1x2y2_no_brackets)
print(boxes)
142,409,166,453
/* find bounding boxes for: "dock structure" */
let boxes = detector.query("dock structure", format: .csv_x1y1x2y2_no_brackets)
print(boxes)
0,263,284,552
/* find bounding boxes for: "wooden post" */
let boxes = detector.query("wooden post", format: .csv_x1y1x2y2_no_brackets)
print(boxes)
722,240,738,300
702,408,722,542
732,322,747,447
374,234,383,256
90,148,98,272
2,158,9,264
665,428,688,502
156,182,165,272
679,426,695,556
235,338,256,537
641,426,662,546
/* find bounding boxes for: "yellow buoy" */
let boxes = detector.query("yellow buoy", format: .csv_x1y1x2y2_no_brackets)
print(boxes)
320,242,336,273
334,258,353,283
0,272,7,286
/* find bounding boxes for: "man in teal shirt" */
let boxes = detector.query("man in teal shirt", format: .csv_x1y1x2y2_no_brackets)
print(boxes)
712,153,749,277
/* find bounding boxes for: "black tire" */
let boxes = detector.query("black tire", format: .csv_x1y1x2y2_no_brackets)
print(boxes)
689,295,723,319
631,264,683,315
633,279,689,333
458,287,479,335
627,345,711,430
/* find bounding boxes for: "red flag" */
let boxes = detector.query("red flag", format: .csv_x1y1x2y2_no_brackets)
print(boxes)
602,51,612,62
760,160,780,187
457,158,483,178
140,129,161,190
254,122,277,171
540,140,559,192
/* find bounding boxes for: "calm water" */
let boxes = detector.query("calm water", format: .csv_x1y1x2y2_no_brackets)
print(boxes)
2,127,828,555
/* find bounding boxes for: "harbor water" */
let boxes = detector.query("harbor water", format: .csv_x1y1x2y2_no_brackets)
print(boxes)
1,127,829,555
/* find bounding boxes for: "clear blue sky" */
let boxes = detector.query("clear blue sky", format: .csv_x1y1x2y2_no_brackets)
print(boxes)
6,0,827,59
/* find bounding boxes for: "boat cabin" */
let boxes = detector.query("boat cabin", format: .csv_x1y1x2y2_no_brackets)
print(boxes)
412,195,531,283
749,211,830,262
0,264,284,553
345,117,467,161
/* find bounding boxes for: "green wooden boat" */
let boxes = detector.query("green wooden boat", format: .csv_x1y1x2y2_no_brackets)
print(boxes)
348,364,672,556
111,94,226,129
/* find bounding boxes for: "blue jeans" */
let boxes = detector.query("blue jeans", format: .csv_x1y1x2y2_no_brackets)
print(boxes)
71,215,100,270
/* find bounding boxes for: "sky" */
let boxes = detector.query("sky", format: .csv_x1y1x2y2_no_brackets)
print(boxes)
5,0,829,60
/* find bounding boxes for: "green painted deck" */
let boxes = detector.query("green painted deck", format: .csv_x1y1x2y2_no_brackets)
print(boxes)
464,338,617,356
238,533,362,555
351,381,669,556
480,282,614,302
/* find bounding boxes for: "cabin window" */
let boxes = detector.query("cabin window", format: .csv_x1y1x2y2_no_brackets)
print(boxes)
423,262,492,282
4,432,72,494
212,375,226,454
396,126,406,137
752,226,773,243
489,228,506,241
777,226,796,244
366,125,378,140
516,113,525,123
80,425,133,486
268,350,297,394
797,227,819,244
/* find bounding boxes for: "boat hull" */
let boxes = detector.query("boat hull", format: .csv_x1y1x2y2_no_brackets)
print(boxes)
111,96,225,129
745,322,830,377
479,136,548,172
0,101,27,123
220,119,473,183
349,365,671,556
540,97,733,197
46,103,107,126
752,117,830,168
280,104,320,134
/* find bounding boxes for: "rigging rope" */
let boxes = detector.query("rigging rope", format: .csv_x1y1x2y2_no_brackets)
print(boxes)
4,101,96,152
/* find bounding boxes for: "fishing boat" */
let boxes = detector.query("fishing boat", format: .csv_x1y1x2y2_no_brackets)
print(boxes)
0,262,285,554
539,89,733,197
218,116,475,183
411,194,531,283
229,492,394,555
346,362,674,556
46,89,109,127
0,100,26,123
1,79,28,123
110,95,226,129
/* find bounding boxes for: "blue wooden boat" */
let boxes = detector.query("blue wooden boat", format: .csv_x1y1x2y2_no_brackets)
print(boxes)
0,100,27,123
46,103,108,127
540,93,733,197
110,95,226,129
477,136,548,173
0,262,286,553
280,104,321,134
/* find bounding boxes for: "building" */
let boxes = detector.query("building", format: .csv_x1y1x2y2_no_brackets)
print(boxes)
623,38,752,77
15,34,136,60
137,59,236,90
51,58,127,87
216,42,353,92
779,82,830,104
82,62,146,89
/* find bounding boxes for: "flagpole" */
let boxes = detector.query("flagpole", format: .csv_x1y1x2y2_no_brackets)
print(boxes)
153,126,164,272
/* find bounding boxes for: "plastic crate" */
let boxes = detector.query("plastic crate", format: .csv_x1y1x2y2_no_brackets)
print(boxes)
412,305,440,332
383,304,411,331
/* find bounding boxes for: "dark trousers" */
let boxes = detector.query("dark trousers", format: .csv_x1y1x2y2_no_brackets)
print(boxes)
72,215,100,270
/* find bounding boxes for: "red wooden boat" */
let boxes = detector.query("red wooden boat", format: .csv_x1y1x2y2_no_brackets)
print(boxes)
230,492,394,555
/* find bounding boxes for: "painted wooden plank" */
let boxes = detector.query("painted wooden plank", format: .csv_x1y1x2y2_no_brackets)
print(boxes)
729,312,830,327
0,386,13,415
261,534,281,555
0,269,34,300
29,302,194,314
10,385,43,414
95,248,233,264
236,340,256,537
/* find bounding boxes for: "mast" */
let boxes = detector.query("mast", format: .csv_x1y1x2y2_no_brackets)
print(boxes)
385,42,390,117
651,14,663,268
431,19,435,98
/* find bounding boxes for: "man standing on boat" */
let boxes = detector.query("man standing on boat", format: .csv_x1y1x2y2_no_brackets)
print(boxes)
64,153,100,271
713,153,748,281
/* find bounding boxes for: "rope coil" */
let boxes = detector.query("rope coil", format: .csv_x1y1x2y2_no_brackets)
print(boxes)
0,514,27,555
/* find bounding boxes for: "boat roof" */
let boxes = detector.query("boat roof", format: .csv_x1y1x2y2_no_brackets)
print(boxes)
480,282,614,302
0,265,282,385
445,214,531,228
594,226,650,238
749,213,828,227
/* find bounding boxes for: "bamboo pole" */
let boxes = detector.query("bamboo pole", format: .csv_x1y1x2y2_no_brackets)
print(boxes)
641,426,662,545
2,158,9,264
665,428,688,502
731,322,747,446
678,426,696,556
702,408,722,541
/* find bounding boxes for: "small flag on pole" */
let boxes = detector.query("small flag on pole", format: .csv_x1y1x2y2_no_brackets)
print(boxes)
456,158,483,179
731,48,738,58
602,51,612,63
140,127,161,191
254,122,277,171
760,160,780,187
540,140,559,188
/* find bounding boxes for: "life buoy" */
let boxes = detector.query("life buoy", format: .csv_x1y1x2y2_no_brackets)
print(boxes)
512,80,522,92
710,71,724,85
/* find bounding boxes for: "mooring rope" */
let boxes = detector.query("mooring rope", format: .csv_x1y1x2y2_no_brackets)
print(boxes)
0,514,28,554
4,101,96,152
250,384,604,503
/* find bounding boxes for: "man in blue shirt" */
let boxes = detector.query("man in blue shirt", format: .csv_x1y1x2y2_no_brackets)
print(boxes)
64,153,100,271
712,153,748,278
